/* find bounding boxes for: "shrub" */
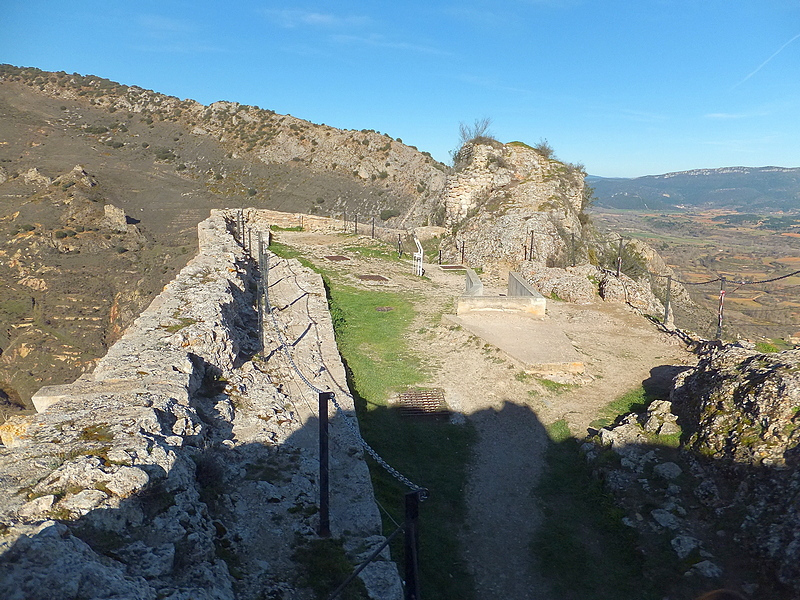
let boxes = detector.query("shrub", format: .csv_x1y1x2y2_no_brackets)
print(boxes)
247,188,257,196
380,208,400,221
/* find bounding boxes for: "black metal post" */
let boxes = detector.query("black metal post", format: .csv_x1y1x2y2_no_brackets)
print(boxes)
398,234,402,258
404,491,421,600
664,275,672,325
438,249,441,265
529,230,535,260
524,244,527,261
371,217,375,239
616,236,624,278
460,241,465,265
319,391,334,537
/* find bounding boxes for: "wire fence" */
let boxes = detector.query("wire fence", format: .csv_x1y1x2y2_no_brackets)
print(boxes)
232,209,425,600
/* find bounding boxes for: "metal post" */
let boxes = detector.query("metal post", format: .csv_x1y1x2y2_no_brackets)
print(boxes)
616,236,624,278
371,217,375,239
571,232,576,267
319,391,334,538
398,234,402,258
716,278,726,340
438,249,441,265
524,244,527,261
529,230,535,260
664,275,672,325
247,228,253,258
404,491,421,600
257,231,265,350
460,241,465,265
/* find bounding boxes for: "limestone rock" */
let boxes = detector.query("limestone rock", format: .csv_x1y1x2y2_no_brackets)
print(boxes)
102,203,128,232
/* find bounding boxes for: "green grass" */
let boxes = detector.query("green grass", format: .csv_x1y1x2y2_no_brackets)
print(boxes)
532,419,656,600
267,239,477,599
589,386,653,430
270,224,304,232
327,286,422,404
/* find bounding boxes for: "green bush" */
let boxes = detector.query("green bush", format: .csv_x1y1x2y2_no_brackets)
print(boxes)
380,208,400,221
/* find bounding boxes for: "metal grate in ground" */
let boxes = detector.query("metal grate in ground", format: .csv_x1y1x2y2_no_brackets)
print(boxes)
395,389,449,418
357,274,388,281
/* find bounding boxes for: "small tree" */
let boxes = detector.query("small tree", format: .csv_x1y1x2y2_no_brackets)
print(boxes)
450,117,499,165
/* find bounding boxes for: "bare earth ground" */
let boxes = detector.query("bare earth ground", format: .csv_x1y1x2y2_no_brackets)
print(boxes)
277,230,697,600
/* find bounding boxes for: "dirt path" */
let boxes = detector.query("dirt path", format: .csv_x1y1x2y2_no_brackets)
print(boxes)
276,230,695,600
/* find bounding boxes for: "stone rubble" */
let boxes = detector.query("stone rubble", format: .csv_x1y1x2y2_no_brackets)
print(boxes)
583,343,800,597
0,210,402,600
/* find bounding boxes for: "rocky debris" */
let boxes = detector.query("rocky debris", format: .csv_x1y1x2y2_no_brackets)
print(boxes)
583,344,800,598
22,167,51,187
0,210,401,600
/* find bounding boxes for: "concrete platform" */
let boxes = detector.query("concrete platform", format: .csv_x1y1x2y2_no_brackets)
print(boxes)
445,312,585,374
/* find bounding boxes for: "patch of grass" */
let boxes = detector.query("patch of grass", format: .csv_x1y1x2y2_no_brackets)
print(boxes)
163,316,197,333
293,537,369,599
532,421,656,600
327,285,422,404
538,378,575,394
755,340,781,353
589,386,652,430
270,224,304,232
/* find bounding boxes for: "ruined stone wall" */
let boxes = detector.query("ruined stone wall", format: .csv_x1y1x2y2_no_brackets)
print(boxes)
0,210,401,600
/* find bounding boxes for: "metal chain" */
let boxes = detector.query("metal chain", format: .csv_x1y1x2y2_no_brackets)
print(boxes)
260,245,428,497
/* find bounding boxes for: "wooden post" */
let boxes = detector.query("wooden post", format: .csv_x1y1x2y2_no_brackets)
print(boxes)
318,391,334,537
664,275,672,325
404,491,421,600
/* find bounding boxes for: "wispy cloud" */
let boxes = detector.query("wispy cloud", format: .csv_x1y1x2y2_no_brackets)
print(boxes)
136,15,196,37
705,110,769,120
734,32,800,88
332,34,450,56
261,9,370,29
132,14,224,54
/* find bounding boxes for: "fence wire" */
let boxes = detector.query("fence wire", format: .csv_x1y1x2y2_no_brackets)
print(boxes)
236,216,428,497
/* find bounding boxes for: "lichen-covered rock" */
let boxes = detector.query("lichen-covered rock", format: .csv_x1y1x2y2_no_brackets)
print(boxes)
672,346,800,467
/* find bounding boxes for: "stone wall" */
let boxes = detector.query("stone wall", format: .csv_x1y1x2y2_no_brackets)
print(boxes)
0,210,401,600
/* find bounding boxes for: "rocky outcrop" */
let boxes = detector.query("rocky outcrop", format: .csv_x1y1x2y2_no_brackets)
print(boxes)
585,345,800,597
0,210,401,600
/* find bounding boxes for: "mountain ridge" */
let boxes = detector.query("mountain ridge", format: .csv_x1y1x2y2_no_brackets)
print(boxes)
589,165,800,211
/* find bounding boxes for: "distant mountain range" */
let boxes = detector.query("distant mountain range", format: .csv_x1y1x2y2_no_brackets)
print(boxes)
588,166,800,211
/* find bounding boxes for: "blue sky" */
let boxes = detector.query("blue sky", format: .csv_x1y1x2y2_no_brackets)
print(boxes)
2,0,799,177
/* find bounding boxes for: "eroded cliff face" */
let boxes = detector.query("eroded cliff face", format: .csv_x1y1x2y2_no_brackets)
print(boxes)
437,141,680,319
0,211,400,600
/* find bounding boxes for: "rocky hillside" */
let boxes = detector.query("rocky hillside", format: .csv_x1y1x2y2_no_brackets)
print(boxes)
436,139,697,324
0,64,451,410
585,343,800,598
0,211,400,600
